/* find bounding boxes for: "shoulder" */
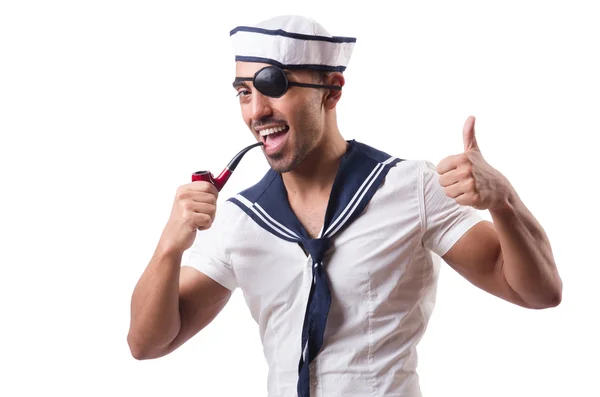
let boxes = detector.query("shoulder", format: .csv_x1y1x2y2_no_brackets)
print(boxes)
229,167,279,203
388,158,432,179
214,168,278,234
348,139,440,191
349,139,433,172
349,141,445,210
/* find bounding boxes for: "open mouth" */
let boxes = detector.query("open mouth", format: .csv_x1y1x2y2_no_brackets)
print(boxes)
258,125,290,151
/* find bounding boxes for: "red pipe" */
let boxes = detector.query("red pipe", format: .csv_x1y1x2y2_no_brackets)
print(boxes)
192,142,264,191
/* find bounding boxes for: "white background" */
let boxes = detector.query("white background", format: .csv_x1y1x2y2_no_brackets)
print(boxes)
1,1,598,396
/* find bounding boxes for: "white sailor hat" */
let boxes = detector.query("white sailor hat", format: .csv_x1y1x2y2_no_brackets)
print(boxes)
229,15,356,72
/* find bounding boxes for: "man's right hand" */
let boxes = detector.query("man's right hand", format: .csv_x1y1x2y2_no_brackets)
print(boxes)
158,181,219,255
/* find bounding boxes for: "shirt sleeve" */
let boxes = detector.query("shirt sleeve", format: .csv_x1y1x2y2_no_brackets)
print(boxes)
419,160,484,257
184,203,238,291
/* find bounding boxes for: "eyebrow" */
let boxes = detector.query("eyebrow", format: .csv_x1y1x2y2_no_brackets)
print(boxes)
232,78,252,90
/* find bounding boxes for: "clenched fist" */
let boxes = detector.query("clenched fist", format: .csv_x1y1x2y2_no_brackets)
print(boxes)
436,116,514,211
158,181,219,255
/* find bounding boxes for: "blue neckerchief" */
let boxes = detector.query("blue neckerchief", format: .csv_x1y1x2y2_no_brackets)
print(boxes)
227,140,403,397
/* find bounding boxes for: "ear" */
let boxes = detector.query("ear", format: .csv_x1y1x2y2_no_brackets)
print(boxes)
324,72,345,110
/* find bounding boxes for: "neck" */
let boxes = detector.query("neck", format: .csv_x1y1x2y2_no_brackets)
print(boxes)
282,125,347,200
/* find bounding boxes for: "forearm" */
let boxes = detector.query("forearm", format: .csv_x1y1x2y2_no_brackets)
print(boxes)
490,188,562,308
128,244,183,357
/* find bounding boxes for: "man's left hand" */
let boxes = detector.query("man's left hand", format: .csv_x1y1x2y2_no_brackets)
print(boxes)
436,116,513,211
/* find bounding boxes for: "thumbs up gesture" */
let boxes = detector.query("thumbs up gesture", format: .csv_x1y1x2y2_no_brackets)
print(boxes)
436,116,512,211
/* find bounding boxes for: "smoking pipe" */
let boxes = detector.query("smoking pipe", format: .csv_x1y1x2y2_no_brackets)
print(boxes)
192,141,264,191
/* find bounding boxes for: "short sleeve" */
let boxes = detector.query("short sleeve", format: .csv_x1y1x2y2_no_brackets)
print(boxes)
184,205,238,291
419,160,483,257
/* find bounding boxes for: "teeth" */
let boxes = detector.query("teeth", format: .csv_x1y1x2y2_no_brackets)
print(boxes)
259,125,287,137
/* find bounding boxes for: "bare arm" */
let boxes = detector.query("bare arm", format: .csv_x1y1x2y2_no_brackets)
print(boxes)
443,213,561,309
127,249,231,359
127,181,231,359
490,195,561,307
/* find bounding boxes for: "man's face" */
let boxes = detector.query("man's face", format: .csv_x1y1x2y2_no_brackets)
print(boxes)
233,62,325,173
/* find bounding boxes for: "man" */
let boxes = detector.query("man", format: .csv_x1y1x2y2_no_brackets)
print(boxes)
127,15,562,397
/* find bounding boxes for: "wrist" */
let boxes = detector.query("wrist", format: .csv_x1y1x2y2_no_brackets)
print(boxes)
155,238,185,262
489,183,519,217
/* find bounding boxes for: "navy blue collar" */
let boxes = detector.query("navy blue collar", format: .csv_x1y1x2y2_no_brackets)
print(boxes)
227,140,402,243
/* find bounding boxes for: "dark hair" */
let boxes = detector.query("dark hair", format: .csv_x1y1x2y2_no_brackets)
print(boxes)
313,70,338,83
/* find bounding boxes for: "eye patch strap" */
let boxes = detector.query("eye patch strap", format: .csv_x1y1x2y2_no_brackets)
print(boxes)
287,82,342,90
233,78,341,91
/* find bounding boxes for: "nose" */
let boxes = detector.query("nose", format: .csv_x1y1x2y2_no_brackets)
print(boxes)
250,91,272,121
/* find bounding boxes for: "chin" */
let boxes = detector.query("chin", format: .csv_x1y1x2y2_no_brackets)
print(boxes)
268,161,295,174
265,143,310,173
266,154,297,174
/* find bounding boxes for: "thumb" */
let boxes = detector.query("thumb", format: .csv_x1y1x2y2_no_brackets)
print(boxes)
463,115,479,152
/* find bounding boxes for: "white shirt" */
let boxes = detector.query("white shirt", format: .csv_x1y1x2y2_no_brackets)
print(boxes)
186,159,483,397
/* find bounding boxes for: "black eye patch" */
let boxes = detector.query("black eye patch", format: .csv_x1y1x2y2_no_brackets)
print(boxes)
234,65,341,98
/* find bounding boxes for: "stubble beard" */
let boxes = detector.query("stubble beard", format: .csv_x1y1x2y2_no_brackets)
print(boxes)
268,139,312,173
267,98,322,174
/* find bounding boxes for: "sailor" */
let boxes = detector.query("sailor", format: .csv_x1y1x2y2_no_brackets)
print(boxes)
128,15,563,397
